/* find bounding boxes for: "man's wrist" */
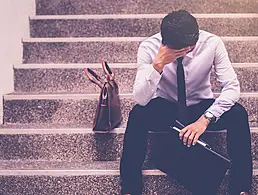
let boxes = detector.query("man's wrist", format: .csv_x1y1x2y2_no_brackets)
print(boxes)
200,114,211,127
152,61,164,74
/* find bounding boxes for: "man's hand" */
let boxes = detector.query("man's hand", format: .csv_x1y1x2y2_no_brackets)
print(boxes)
179,115,210,147
152,45,191,73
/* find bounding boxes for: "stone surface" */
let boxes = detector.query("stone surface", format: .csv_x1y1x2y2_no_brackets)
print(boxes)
14,67,258,93
35,0,258,15
0,159,257,171
0,160,257,194
23,40,258,64
30,17,258,38
0,126,257,161
3,95,258,127
0,172,257,195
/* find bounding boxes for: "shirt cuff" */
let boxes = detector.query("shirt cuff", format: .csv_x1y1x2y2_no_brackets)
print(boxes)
145,64,162,82
206,105,221,123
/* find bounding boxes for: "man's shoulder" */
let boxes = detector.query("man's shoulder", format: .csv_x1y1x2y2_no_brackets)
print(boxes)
140,33,162,48
199,30,221,44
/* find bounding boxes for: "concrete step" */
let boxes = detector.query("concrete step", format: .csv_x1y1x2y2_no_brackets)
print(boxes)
22,37,258,64
0,124,257,162
0,160,257,194
14,63,258,93
30,14,258,37
3,93,258,127
36,0,258,15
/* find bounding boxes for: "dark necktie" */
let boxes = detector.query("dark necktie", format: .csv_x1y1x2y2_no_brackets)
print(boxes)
177,57,188,125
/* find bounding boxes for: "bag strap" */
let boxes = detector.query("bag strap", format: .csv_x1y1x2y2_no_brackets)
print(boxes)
102,60,115,81
84,68,103,88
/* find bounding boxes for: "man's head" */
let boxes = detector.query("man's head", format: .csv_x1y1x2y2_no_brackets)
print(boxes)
161,10,199,50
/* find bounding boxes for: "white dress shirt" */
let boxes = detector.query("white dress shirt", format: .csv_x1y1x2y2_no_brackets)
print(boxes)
133,30,240,119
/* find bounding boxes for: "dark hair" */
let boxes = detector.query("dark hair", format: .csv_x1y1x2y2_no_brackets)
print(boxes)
161,10,199,49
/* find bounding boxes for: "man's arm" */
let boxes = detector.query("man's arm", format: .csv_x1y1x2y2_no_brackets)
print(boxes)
179,37,240,147
133,43,163,106
206,37,240,119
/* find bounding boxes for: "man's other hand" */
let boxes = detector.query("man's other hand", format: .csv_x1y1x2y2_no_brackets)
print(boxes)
179,115,210,147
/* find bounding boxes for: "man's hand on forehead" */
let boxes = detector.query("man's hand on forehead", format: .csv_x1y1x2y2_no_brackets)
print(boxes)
152,45,192,73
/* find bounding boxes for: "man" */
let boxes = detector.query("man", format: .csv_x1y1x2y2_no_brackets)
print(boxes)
120,10,252,195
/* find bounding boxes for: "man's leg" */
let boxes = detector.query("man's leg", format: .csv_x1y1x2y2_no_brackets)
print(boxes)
120,97,178,195
189,99,253,194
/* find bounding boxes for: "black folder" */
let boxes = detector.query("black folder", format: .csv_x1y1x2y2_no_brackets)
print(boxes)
151,121,231,195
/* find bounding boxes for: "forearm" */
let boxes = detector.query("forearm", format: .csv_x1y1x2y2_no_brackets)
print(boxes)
206,78,240,119
208,37,241,119
133,64,162,106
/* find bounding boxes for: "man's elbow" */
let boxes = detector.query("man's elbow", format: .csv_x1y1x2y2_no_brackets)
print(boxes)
133,90,149,106
232,79,240,102
235,83,240,101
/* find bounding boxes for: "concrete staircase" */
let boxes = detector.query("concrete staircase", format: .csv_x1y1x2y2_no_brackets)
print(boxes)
0,0,258,194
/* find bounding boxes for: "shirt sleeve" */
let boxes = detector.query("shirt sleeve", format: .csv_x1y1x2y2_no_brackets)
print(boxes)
133,42,162,106
206,37,240,120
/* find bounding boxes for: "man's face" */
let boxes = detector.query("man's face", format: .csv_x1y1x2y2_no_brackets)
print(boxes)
166,44,195,52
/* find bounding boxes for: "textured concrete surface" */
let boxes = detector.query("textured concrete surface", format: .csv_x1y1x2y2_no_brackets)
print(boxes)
35,0,258,15
30,17,258,38
0,127,257,161
3,0,257,194
14,67,258,93
3,95,258,127
0,171,257,194
0,159,257,171
23,40,258,64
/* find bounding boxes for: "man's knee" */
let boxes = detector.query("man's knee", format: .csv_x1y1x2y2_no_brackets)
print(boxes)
231,103,248,120
125,104,149,135
129,104,145,120
226,103,250,135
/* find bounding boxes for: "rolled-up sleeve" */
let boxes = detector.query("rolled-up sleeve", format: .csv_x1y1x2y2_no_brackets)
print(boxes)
133,42,162,106
206,37,240,119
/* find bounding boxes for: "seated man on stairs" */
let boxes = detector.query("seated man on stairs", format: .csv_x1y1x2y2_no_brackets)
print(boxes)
119,10,252,195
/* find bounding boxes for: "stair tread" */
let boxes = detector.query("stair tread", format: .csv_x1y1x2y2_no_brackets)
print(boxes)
0,123,257,133
0,160,257,173
5,91,258,96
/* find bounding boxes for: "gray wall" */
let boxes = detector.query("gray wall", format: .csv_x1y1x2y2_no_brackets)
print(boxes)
0,0,35,123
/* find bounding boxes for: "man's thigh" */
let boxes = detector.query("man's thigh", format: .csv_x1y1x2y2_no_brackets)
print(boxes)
133,97,178,132
207,102,248,131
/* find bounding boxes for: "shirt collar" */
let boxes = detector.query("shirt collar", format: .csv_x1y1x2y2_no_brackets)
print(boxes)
185,51,194,59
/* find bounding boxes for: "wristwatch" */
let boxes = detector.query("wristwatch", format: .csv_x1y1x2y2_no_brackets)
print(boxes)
204,111,216,123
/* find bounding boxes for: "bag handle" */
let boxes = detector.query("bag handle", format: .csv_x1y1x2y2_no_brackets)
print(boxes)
102,60,115,81
84,68,103,88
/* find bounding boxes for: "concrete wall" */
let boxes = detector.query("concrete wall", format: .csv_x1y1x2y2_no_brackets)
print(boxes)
0,0,35,124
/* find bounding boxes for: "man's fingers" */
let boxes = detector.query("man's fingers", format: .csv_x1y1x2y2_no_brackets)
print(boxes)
175,52,188,58
187,132,196,147
174,47,191,54
179,127,188,140
183,130,192,145
193,133,200,146
175,47,191,52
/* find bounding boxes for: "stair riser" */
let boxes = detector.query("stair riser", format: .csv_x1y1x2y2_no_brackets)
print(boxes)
23,41,258,64
3,97,258,127
0,174,257,195
30,18,258,38
0,131,257,161
35,0,258,15
14,67,258,93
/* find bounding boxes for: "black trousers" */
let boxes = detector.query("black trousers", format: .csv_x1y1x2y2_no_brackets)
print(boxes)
120,97,253,195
